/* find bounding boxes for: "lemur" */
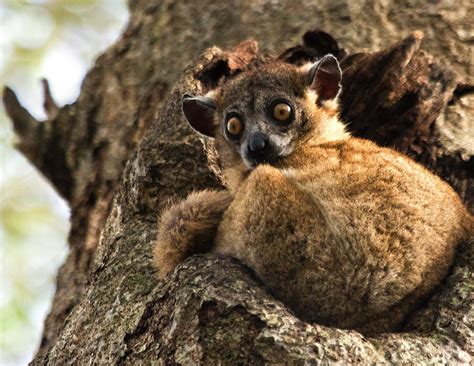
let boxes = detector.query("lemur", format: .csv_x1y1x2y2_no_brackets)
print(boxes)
153,55,473,334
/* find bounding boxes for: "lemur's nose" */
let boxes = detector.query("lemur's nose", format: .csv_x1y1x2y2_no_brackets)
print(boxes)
248,132,268,153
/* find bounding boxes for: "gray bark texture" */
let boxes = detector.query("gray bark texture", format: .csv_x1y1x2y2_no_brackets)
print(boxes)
3,0,473,364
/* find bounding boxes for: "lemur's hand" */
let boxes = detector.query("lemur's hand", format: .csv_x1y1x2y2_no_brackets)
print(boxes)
153,190,232,279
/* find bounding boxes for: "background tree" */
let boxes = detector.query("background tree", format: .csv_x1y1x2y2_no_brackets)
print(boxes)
3,0,473,363
0,2,127,363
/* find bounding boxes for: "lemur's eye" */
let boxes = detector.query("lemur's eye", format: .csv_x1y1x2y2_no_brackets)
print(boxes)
226,116,244,137
273,102,292,121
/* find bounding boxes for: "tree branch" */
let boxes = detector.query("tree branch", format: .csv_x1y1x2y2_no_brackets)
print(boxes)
2,86,40,141
41,78,59,119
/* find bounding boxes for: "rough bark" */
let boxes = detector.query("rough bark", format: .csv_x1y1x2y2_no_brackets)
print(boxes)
2,0,473,364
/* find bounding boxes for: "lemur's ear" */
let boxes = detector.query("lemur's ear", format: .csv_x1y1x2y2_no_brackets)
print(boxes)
308,54,342,103
182,94,217,138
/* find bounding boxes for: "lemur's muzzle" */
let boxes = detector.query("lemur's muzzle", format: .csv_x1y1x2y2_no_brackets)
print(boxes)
244,132,278,167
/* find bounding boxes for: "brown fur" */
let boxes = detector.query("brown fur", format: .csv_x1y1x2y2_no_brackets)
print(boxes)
154,61,473,334
153,190,231,279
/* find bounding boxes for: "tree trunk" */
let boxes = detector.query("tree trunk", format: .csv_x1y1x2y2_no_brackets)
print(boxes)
3,0,473,364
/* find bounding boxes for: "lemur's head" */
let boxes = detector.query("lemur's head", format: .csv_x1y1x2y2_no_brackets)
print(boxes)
182,55,347,187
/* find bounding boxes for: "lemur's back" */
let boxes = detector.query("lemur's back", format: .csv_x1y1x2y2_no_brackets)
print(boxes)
214,137,471,333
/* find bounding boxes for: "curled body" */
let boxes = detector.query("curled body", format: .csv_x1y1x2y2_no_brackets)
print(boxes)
153,56,472,334
214,139,470,333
